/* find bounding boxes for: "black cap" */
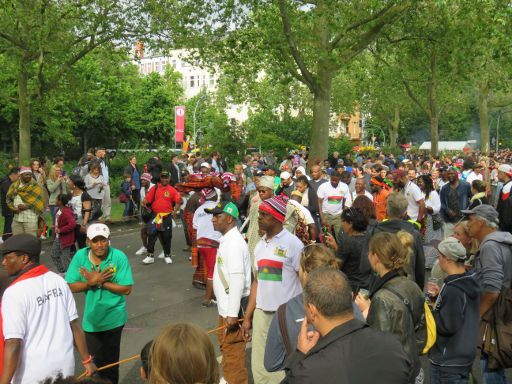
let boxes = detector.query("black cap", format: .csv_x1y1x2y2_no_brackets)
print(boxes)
0,234,41,259
160,170,170,177
204,201,239,219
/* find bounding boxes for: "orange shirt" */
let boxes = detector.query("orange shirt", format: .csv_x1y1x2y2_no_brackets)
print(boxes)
374,188,390,222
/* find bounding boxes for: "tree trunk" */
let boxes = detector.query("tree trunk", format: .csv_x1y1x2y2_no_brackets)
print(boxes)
430,115,439,156
308,73,332,166
388,106,400,148
18,64,31,165
479,80,490,154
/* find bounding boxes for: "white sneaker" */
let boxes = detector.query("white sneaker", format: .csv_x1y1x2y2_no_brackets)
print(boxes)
164,256,173,264
135,246,147,255
157,251,165,259
142,255,155,264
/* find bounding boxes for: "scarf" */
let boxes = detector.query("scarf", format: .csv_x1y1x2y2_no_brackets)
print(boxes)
0,264,49,373
6,179,45,215
470,192,486,202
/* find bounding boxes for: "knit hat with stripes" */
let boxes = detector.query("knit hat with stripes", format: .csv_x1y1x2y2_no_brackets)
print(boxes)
259,196,288,223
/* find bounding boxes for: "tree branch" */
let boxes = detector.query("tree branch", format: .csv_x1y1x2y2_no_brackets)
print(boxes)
0,31,26,50
278,0,318,92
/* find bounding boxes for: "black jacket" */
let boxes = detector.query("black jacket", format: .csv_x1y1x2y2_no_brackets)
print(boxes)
167,162,181,186
497,180,512,233
147,158,163,184
359,219,425,289
368,270,425,377
429,272,481,368
0,177,13,217
282,318,412,384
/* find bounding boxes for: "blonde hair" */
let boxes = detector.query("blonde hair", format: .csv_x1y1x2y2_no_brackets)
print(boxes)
149,323,219,384
300,243,340,273
369,232,408,270
48,164,61,182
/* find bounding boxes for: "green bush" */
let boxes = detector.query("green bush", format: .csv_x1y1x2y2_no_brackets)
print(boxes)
0,152,16,176
328,137,355,157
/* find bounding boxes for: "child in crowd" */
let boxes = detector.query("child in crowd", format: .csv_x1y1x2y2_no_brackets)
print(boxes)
121,173,132,217
50,193,76,274
140,340,153,381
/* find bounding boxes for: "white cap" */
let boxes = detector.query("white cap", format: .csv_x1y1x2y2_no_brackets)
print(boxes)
86,223,110,240
200,162,211,168
280,171,291,180
498,164,512,176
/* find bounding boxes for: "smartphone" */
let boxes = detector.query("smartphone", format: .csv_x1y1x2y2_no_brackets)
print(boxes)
62,170,67,177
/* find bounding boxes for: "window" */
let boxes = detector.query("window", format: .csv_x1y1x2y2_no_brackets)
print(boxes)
155,62,160,72
172,60,177,68
190,76,195,88
209,77,215,86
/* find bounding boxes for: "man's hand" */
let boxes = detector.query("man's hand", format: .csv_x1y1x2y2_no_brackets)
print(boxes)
241,318,252,341
297,318,320,354
225,316,240,333
17,204,27,211
79,267,113,287
323,233,337,251
355,293,371,314
83,362,97,377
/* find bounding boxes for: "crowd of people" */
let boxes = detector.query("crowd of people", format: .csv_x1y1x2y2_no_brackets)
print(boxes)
1,147,512,384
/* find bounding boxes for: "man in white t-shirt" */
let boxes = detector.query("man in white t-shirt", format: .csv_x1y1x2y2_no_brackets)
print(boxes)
391,169,425,223
466,164,484,185
317,170,352,235
0,234,95,384
208,201,251,384
193,188,222,307
352,177,374,202
241,196,303,384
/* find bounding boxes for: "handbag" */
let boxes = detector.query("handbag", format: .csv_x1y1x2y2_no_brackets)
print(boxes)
432,213,443,231
119,192,128,203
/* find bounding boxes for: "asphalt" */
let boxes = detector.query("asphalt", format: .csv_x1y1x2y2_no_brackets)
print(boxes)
2,221,512,383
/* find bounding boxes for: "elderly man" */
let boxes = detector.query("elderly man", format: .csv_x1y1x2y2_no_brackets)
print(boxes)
281,268,412,384
461,204,512,383
352,177,373,202
1,235,95,383
66,223,133,384
6,167,44,236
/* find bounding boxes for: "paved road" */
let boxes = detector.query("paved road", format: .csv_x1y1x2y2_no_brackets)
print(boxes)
4,221,512,383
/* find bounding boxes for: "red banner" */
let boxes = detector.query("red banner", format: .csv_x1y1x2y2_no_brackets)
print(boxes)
175,106,186,143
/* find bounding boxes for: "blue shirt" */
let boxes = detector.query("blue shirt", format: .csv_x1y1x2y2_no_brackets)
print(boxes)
132,168,141,189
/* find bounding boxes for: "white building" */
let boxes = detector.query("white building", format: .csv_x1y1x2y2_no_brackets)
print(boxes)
133,47,248,122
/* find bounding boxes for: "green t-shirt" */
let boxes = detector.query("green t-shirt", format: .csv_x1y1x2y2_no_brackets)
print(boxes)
65,246,134,332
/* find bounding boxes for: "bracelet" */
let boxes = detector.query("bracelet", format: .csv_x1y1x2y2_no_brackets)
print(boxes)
82,355,93,365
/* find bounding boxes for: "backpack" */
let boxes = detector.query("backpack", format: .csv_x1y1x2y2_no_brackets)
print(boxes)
479,240,512,369
386,286,436,355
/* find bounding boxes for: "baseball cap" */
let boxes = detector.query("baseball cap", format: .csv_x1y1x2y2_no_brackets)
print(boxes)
160,170,170,177
204,201,239,219
498,164,512,177
0,234,41,259
280,171,291,180
437,237,467,262
86,223,111,240
461,204,499,225
200,162,211,168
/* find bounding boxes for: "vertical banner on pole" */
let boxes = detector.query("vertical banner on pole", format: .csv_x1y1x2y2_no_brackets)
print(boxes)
175,106,186,143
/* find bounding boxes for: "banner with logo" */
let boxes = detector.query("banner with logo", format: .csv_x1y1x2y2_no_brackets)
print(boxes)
175,106,186,143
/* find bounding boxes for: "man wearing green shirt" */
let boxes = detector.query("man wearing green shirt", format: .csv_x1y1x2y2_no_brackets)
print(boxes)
66,223,133,384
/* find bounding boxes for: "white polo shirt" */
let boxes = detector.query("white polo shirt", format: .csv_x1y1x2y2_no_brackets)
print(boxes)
2,270,78,384
352,190,374,202
254,229,303,312
317,181,352,216
193,201,222,243
213,227,252,317
404,181,424,221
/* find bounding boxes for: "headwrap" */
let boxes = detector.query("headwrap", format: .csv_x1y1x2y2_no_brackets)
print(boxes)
295,166,306,176
259,176,275,190
221,172,236,188
370,176,385,187
259,196,288,223
199,188,217,204
141,173,152,182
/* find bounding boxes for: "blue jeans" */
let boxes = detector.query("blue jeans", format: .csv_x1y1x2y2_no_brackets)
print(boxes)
430,364,469,384
123,202,131,217
481,357,508,384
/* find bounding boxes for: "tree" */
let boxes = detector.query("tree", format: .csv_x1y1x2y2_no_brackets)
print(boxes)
0,0,145,163
145,0,412,163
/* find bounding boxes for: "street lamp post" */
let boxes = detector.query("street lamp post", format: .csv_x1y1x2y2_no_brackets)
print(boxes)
193,94,207,145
